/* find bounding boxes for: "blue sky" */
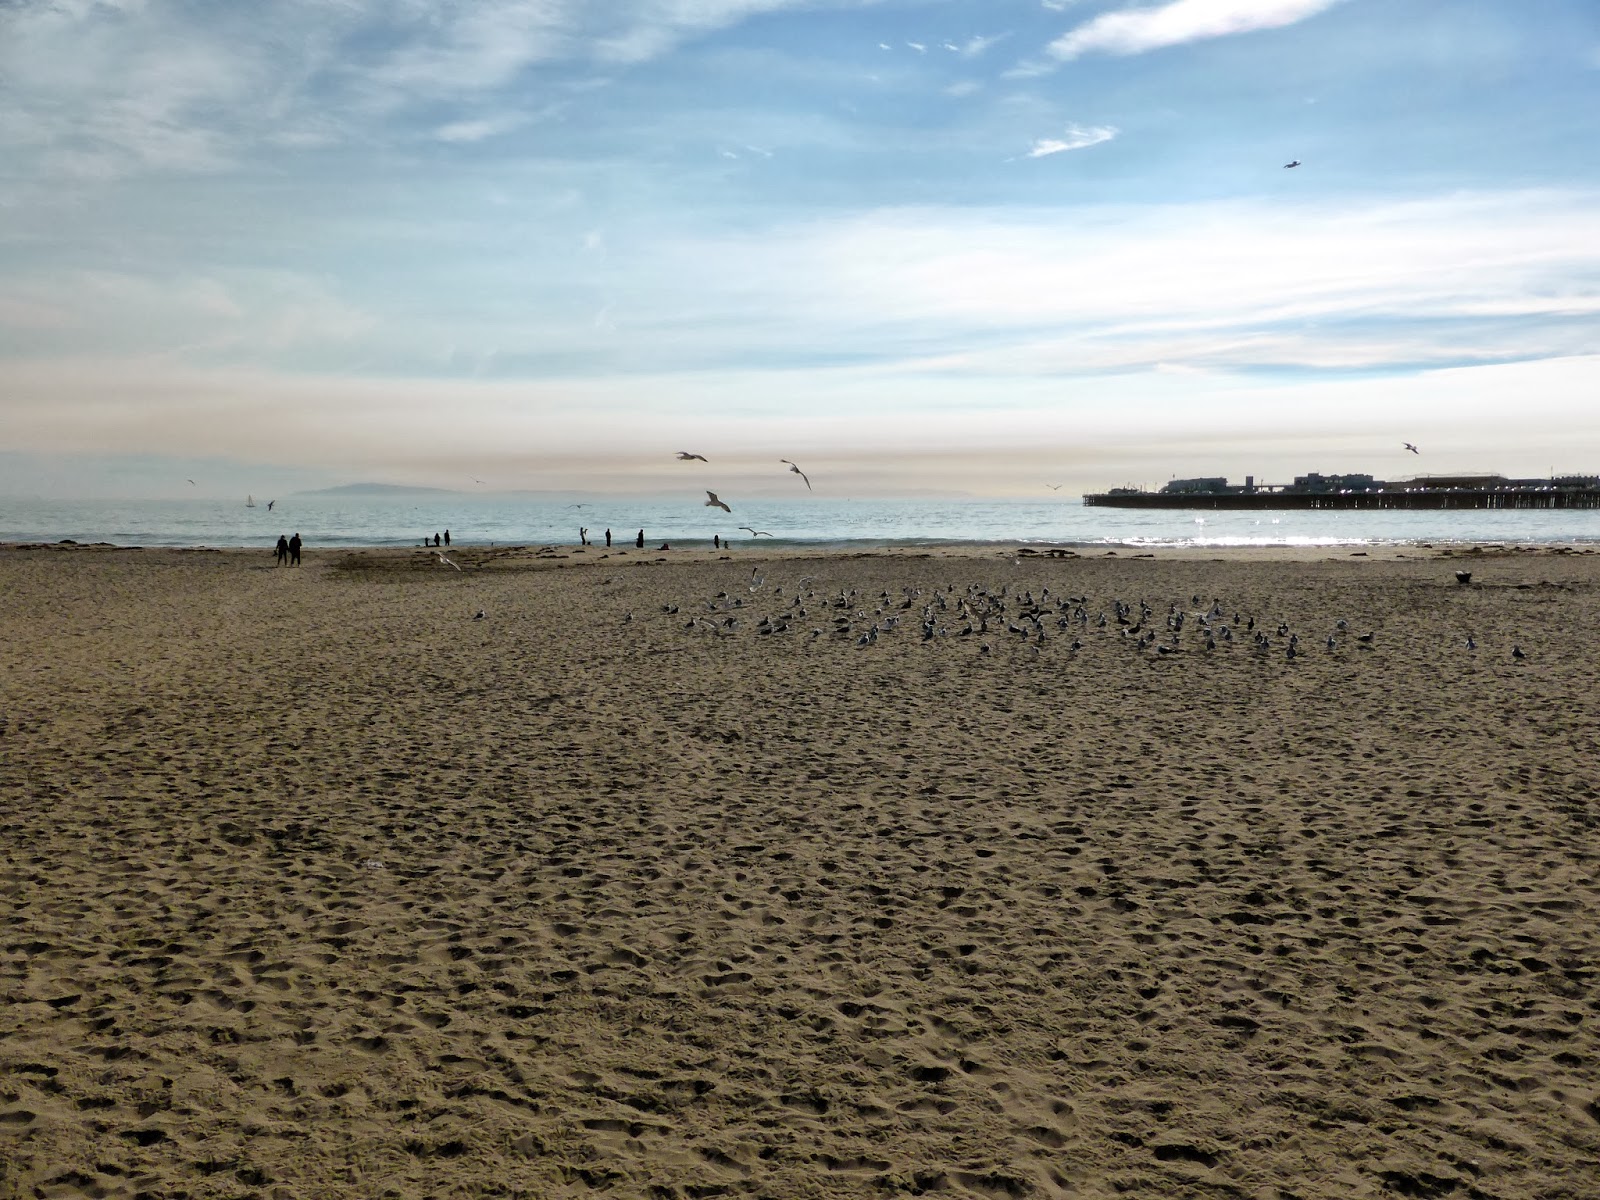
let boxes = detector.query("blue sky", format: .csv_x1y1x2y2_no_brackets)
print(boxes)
3,0,1599,497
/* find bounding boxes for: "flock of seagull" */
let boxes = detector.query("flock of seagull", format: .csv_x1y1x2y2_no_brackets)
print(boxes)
678,452,811,530
645,575,1526,662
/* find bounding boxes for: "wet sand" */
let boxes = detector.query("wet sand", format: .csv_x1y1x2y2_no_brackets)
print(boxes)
2,543,1598,1199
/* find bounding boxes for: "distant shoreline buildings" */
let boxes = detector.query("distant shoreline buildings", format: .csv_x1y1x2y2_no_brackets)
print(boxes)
1084,473,1600,510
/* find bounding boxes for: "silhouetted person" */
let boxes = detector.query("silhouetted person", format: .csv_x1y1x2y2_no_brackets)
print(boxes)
443,529,450,547
636,529,645,548
274,534,289,566
433,533,441,547
713,534,721,549
604,529,612,547
289,532,302,565
579,526,589,546
659,542,670,551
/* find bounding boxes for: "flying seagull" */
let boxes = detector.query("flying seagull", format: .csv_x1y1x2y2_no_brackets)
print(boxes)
1403,442,1420,454
739,526,773,537
705,490,732,512
186,479,196,486
1046,484,1062,491
436,553,461,571
677,452,709,462
780,459,812,490
1284,160,1301,168
266,499,275,511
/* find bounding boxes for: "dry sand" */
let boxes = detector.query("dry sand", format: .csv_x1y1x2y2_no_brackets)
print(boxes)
1,542,1598,1200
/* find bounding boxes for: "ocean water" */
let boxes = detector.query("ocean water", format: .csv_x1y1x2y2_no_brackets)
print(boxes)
2,495,1599,551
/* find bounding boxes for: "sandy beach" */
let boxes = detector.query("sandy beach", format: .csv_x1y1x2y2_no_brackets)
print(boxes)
2,541,1597,1200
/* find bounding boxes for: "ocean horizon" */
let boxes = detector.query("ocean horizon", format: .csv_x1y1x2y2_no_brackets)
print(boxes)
4,494,1599,551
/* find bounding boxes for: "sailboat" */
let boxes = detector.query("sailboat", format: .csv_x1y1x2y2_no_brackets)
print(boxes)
246,495,256,507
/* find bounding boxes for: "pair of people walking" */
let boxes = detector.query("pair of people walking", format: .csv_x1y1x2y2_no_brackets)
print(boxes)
274,533,302,566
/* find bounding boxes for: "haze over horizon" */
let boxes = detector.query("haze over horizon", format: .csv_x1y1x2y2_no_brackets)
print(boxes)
4,0,1598,500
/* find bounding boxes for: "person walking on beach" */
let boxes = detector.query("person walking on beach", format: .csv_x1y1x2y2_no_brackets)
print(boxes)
579,526,590,546
274,534,289,566
636,529,645,548
605,529,612,547
289,533,302,565
443,529,450,547
714,534,721,549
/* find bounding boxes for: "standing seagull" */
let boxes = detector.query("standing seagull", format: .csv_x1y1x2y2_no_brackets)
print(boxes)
1403,442,1420,454
705,491,732,512
780,460,812,491
677,452,709,462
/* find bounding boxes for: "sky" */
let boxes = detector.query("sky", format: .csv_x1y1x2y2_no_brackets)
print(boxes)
3,0,1599,499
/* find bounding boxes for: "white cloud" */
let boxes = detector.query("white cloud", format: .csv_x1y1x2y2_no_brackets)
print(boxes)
759,192,1600,378
0,0,822,179
958,34,1007,57
1025,123,1118,156
1049,0,1344,60
0,268,374,358
434,114,526,143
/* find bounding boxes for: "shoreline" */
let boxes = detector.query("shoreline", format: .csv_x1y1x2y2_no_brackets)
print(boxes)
4,538,1598,566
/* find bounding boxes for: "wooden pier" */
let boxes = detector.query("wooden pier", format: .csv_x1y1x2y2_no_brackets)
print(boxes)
1084,487,1600,511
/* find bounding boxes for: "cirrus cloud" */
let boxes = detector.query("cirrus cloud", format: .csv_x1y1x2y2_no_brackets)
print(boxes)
1025,123,1118,157
1049,0,1345,61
